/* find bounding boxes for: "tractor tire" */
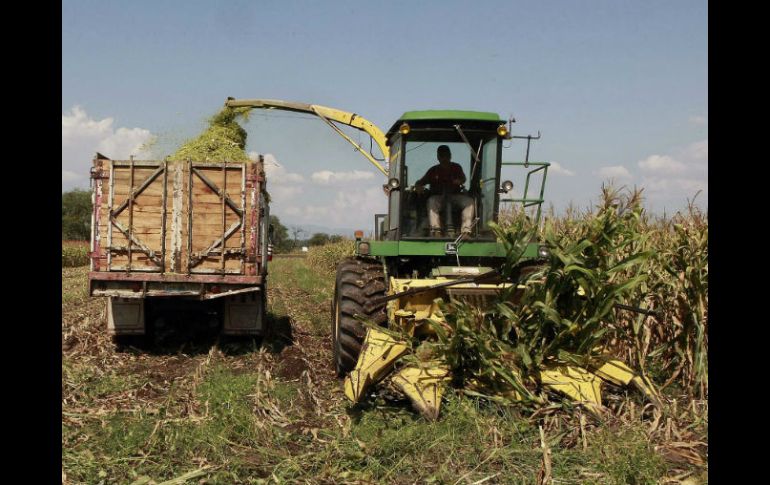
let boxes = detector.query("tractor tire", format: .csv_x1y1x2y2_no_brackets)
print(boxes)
331,257,387,376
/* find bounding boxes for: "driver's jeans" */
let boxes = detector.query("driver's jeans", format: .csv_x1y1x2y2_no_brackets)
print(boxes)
427,193,475,233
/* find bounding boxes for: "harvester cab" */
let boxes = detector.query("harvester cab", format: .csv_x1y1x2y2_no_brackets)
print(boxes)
385,112,517,241
367,110,550,277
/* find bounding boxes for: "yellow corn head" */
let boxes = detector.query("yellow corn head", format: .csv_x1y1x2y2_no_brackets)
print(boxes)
343,276,660,420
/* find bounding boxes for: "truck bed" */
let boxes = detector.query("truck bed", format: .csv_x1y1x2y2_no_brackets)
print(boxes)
88,154,270,335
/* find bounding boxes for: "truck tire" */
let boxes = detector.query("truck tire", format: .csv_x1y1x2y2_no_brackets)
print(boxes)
332,257,387,376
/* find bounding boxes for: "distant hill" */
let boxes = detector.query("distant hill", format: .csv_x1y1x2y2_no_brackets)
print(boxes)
284,223,371,238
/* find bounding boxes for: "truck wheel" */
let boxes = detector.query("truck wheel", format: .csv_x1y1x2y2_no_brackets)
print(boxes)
332,257,387,376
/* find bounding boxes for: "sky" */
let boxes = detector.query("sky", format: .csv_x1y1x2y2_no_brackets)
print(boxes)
62,0,707,233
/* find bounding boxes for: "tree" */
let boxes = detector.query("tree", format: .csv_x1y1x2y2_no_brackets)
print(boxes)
308,233,330,246
62,189,92,240
329,234,343,243
290,226,306,250
269,215,292,253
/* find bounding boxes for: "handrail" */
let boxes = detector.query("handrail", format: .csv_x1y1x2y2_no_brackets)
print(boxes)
499,161,550,223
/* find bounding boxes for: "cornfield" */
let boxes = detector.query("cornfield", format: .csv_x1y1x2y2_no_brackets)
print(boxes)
315,187,708,401
62,240,89,268
444,186,707,403
307,239,356,274
410,186,704,414
535,187,708,398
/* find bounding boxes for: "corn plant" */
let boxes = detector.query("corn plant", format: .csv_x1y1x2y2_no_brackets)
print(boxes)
306,239,356,274
430,186,657,407
643,198,708,397
62,241,89,267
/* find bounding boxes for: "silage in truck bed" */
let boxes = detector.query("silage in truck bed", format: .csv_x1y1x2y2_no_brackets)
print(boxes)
172,107,252,162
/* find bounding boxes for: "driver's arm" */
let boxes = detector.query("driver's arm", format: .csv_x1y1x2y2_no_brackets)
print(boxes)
453,165,466,186
414,168,433,188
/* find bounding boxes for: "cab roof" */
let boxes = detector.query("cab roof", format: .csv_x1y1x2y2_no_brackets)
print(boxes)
386,110,502,139
400,110,501,122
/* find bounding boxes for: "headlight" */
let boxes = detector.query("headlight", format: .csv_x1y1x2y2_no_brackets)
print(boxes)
388,178,400,189
497,124,508,137
538,245,550,259
399,122,411,135
358,242,370,255
501,180,514,193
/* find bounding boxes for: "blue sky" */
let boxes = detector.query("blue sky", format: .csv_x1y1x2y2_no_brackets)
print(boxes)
62,0,707,231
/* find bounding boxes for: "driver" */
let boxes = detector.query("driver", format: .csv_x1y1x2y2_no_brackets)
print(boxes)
414,145,475,237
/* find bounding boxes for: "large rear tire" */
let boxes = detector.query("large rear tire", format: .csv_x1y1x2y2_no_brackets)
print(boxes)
331,257,387,376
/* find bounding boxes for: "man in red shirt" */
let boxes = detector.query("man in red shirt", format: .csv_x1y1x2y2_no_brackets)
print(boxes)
414,145,475,237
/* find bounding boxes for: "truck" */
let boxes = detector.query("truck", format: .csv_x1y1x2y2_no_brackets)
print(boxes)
88,153,272,340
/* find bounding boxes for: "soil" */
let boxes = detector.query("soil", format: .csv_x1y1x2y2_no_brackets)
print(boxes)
276,345,309,380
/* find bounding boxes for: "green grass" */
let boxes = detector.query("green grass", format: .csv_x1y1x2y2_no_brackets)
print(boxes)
270,257,334,302
583,427,667,485
64,364,296,484
63,363,140,405
62,266,90,305
268,257,335,335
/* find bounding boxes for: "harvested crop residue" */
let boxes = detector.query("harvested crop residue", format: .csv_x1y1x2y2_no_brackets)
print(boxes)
63,259,707,485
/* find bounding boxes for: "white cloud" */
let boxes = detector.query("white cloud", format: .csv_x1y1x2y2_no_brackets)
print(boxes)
596,165,632,180
638,154,687,174
682,140,708,162
270,186,303,200
548,162,575,176
311,170,376,184
640,176,707,198
279,185,387,229
332,186,382,209
676,179,707,193
250,152,380,227
304,205,332,218
98,127,153,159
688,116,708,126
634,140,708,211
62,106,153,190
253,152,305,184
257,154,305,216
62,106,153,157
